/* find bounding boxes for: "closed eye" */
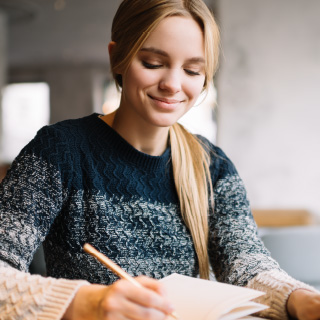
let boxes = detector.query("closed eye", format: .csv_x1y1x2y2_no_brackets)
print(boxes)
185,69,201,76
142,61,162,69
143,61,201,76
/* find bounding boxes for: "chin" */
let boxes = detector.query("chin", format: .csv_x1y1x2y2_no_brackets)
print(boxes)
150,117,180,128
149,112,186,128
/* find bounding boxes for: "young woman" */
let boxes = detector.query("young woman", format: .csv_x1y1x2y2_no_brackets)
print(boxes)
1,0,320,319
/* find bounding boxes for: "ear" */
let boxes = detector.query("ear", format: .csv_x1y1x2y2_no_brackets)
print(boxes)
108,41,123,75
108,41,116,56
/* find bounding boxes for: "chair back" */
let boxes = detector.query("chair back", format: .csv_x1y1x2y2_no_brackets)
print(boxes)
260,226,320,287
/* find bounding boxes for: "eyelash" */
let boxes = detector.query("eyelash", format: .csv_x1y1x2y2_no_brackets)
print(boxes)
142,61,201,76
185,70,201,76
142,61,162,69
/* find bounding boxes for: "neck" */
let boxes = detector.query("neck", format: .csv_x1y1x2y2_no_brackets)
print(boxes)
100,110,170,156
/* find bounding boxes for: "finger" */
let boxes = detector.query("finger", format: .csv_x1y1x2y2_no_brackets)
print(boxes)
118,278,174,315
121,298,168,320
98,285,138,320
103,280,170,320
135,275,168,297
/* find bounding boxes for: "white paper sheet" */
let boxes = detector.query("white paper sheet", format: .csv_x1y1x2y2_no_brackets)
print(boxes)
160,273,268,320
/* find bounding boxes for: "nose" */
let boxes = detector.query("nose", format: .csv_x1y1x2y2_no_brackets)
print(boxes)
159,69,182,94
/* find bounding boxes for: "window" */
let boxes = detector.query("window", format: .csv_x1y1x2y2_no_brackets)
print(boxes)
0,82,50,163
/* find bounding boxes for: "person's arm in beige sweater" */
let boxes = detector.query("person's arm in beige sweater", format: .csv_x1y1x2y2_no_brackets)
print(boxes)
246,269,319,319
0,261,175,320
0,261,89,320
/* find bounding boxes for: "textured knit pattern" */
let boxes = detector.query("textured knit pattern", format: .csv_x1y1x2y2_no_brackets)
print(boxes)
246,269,318,320
0,114,315,319
0,262,89,320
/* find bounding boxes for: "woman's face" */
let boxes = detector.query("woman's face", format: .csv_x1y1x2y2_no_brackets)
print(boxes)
119,16,206,129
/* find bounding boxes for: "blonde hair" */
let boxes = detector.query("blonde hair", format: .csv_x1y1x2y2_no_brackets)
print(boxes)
110,0,220,279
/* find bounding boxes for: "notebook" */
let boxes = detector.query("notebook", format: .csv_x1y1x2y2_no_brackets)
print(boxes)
160,273,268,320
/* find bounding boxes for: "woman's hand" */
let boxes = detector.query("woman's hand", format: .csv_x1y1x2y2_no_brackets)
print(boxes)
287,289,320,319
63,276,174,320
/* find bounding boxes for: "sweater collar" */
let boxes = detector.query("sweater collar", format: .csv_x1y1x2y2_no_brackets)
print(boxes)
88,113,171,171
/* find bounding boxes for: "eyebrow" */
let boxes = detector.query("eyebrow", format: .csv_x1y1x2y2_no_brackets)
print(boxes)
140,47,205,64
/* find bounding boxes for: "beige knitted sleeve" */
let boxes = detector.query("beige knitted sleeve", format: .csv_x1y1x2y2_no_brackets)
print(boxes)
246,269,319,320
0,263,89,320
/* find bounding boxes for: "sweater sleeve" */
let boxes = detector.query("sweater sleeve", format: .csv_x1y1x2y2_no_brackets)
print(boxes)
0,125,74,270
246,269,318,319
0,126,88,319
207,146,318,319
0,261,89,320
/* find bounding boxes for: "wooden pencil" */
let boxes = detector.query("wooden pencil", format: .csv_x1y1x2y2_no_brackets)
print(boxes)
83,243,178,319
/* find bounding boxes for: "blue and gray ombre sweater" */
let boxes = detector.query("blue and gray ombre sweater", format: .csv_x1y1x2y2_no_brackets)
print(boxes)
0,113,280,286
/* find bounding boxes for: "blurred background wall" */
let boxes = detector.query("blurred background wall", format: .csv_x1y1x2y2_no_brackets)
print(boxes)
0,0,319,217
216,0,320,216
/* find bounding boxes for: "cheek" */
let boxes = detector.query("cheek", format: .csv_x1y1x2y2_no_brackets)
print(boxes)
185,77,205,100
125,66,159,89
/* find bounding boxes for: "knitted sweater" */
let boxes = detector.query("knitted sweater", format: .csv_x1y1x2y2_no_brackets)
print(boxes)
0,114,315,319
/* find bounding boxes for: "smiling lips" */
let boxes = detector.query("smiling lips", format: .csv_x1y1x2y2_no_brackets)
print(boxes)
148,95,183,109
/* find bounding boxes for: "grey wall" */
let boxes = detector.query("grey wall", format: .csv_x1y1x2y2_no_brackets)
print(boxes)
4,0,122,124
0,10,6,81
0,9,7,163
8,0,120,67
217,0,320,214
